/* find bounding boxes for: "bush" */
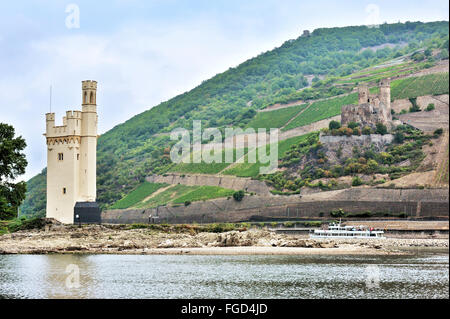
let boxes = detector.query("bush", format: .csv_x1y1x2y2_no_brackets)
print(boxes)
352,176,363,186
347,122,359,129
330,209,345,217
362,126,372,135
426,103,435,111
394,132,405,144
433,128,443,136
329,120,341,130
375,123,388,135
412,52,425,62
184,200,191,206
232,190,245,201
352,127,361,136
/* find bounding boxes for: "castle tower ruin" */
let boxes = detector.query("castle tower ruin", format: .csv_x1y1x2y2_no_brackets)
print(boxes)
44,80,99,224
379,78,391,115
358,84,369,104
341,78,393,129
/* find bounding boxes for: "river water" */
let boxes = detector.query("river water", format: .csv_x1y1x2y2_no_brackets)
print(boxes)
0,251,448,299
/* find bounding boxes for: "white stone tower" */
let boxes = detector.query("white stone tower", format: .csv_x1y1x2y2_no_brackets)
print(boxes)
45,80,98,224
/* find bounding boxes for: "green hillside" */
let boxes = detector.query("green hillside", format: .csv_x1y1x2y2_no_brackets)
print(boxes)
20,21,449,215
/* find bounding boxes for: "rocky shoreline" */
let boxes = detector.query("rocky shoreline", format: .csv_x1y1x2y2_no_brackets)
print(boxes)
0,222,448,255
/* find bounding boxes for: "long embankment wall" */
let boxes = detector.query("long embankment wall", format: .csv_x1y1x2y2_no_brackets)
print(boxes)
102,188,449,224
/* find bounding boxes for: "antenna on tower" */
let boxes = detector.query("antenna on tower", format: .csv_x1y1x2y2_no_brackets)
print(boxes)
49,85,52,113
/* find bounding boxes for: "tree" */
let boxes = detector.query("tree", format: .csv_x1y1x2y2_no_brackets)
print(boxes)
0,123,27,220
233,190,245,202
362,126,372,135
394,132,405,144
328,120,341,130
426,103,435,111
375,123,388,135
412,52,425,62
352,176,363,186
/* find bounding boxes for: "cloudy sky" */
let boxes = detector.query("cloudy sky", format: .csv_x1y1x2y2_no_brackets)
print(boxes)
0,0,448,181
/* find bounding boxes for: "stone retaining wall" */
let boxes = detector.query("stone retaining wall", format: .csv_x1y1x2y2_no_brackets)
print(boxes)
102,188,449,224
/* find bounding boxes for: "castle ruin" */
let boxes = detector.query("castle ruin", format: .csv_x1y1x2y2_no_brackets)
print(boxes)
341,79,393,129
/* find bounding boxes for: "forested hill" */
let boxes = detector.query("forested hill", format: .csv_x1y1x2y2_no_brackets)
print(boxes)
21,21,449,216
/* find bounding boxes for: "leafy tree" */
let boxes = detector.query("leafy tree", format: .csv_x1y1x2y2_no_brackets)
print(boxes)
409,97,421,112
426,103,435,111
412,52,425,62
375,123,388,135
440,49,449,60
0,123,27,220
328,120,341,130
232,190,245,201
433,128,444,136
352,176,363,186
362,126,372,135
394,132,405,144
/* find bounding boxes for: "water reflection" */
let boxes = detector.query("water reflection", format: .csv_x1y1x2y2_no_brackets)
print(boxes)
0,253,448,299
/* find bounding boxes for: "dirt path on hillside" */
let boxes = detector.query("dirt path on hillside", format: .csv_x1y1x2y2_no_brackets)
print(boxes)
279,103,312,130
139,185,175,206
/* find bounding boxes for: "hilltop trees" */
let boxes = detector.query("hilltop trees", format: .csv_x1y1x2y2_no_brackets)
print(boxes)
0,123,27,220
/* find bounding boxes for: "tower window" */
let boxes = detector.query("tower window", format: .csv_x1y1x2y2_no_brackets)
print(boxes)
90,92,94,104
63,188,66,194
77,154,80,160
58,153,64,161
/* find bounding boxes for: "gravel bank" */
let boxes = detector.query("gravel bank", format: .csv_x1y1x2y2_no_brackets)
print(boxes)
0,222,447,255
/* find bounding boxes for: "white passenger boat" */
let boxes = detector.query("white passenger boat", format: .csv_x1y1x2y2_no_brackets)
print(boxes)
310,221,385,239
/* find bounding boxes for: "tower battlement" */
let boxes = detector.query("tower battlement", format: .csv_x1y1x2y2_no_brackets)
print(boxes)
45,80,98,224
82,80,97,90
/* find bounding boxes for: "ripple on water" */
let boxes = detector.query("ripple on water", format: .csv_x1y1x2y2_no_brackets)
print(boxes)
0,253,448,299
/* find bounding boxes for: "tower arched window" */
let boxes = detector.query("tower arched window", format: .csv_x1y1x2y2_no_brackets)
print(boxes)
90,92,94,104
84,91,88,104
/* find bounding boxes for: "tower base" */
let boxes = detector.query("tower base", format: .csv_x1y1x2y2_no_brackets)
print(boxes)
74,202,102,224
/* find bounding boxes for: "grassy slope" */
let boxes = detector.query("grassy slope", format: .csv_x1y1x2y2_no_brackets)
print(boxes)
172,186,234,204
282,93,358,131
170,148,246,174
110,182,168,209
245,103,309,130
391,72,449,100
223,133,316,177
131,184,234,208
